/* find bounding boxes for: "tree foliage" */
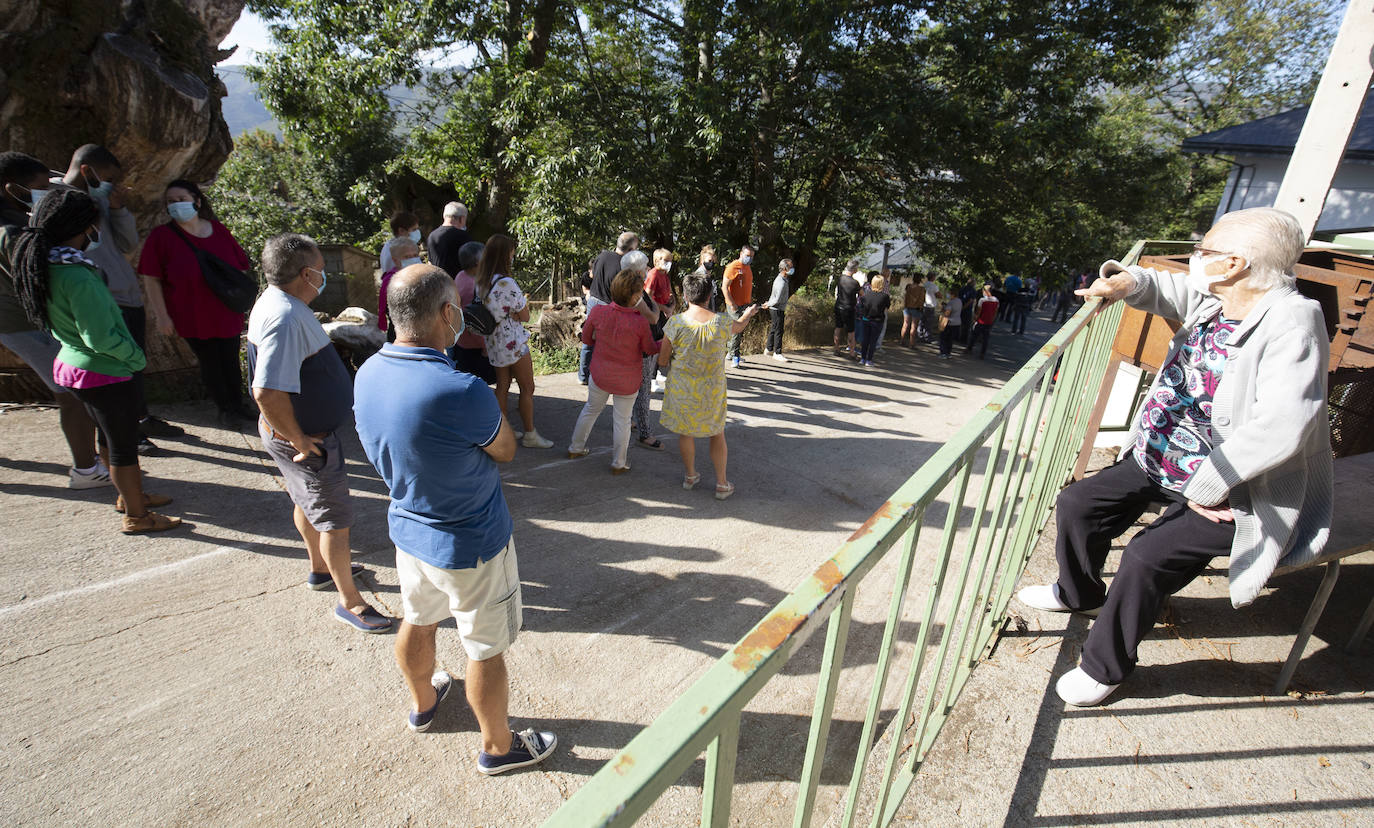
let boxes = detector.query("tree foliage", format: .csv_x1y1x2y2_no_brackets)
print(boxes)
212,129,395,260
237,0,1336,294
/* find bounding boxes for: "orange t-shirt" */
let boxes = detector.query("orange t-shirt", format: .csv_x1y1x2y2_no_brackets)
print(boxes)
723,260,753,308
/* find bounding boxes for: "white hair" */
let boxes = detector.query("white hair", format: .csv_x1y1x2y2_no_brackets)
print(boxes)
620,250,649,274
443,201,468,220
1208,207,1305,291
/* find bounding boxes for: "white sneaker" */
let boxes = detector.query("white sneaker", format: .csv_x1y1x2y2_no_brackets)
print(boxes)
763,349,773,357
1055,667,1119,706
772,353,788,363
521,430,554,449
69,461,112,489
1016,584,1100,616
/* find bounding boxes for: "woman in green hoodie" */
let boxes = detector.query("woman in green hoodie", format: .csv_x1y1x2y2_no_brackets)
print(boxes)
12,189,180,534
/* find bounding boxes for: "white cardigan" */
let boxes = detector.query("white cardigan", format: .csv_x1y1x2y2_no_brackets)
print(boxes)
1104,262,1334,607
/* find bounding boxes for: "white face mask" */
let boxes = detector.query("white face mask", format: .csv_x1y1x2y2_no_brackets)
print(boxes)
1187,251,1230,295
741,253,753,265
445,302,465,348
662,261,672,272
400,256,422,267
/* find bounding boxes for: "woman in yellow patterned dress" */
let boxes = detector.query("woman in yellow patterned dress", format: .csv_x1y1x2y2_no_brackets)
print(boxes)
658,272,760,499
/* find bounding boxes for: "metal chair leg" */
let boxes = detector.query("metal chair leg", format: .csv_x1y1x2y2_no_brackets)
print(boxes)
1346,593,1374,654
1273,561,1341,696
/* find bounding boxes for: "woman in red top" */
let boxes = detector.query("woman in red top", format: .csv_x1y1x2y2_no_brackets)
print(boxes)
567,269,660,473
138,179,255,427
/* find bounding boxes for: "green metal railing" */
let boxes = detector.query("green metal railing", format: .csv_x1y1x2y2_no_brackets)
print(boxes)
544,249,1140,827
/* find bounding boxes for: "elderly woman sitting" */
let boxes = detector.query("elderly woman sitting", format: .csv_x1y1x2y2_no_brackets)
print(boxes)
1018,207,1333,706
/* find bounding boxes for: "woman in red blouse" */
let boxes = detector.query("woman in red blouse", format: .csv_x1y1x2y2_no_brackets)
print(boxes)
138,179,255,427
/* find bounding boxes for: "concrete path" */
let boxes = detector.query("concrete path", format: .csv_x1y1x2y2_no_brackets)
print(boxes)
1,312,1369,826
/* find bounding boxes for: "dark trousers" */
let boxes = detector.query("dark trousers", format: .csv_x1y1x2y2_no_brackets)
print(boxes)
939,325,960,355
69,380,142,467
1054,457,1235,684
966,322,992,358
726,306,744,358
118,305,150,420
184,336,244,413
1010,302,1028,334
767,309,785,353
858,318,882,361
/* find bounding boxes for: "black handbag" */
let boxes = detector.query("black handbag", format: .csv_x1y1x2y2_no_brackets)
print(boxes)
169,224,259,314
463,296,498,336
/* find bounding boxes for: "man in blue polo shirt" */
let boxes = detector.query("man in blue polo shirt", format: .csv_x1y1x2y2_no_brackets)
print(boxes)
354,264,557,775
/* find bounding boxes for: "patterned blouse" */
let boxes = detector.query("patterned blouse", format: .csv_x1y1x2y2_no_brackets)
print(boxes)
481,274,529,368
1132,312,1239,491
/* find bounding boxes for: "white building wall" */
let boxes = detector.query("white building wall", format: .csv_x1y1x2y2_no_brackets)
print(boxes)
1215,154,1374,231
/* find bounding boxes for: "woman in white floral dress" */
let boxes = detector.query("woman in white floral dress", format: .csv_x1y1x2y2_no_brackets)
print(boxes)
476,234,554,448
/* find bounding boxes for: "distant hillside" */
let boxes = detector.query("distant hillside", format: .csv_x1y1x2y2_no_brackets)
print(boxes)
218,66,441,139
220,66,279,137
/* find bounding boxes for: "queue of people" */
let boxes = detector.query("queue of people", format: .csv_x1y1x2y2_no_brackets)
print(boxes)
4,141,1333,747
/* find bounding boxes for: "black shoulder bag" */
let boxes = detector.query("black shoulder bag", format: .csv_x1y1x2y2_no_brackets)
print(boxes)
169,224,259,314
465,279,503,337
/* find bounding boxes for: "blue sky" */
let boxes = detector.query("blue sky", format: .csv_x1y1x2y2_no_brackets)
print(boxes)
219,10,273,65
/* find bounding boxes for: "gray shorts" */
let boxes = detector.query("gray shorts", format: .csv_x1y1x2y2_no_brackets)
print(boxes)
259,421,354,531
0,330,68,395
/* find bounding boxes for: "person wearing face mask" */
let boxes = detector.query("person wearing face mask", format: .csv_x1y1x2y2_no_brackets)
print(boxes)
379,211,422,275
1017,207,1333,708
0,152,109,490
379,237,422,341
644,248,675,396
692,244,719,312
11,189,182,533
246,233,391,633
138,179,254,427
353,266,557,773
59,145,183,451
722,244,756,368
761,258,792,362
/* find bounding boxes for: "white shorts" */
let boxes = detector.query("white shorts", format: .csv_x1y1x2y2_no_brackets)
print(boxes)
396,537,522,661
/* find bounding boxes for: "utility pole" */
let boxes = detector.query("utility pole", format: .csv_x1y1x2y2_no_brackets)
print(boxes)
1274,1,1374,241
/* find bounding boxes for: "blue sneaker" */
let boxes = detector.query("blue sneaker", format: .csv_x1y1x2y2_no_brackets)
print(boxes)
333,603,392,634
408,671,454,732
305,562,366,591
477,728,558,775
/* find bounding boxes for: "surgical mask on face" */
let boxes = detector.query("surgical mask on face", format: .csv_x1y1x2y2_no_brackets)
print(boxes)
26,186,48,209
446,302,465,348
308,267,327,296
168,201,198,222
85,172,114,197
662,261,672,272
401,257,422,267
85,229,102,253
703,260,715,271
407,229,421,243
741,253,753,265
1187,252,1229,295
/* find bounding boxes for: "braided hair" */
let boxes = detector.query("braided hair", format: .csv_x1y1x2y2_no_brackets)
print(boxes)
12,188,99,331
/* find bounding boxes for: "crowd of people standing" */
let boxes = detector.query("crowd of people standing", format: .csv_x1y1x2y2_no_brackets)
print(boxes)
1,147,1083,772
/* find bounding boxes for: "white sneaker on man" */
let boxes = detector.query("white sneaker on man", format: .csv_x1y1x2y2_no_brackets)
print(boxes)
1017,583,1099,617
1056,667,1119,707
763,349,773,357
772,353,788,363
69,461,112,489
